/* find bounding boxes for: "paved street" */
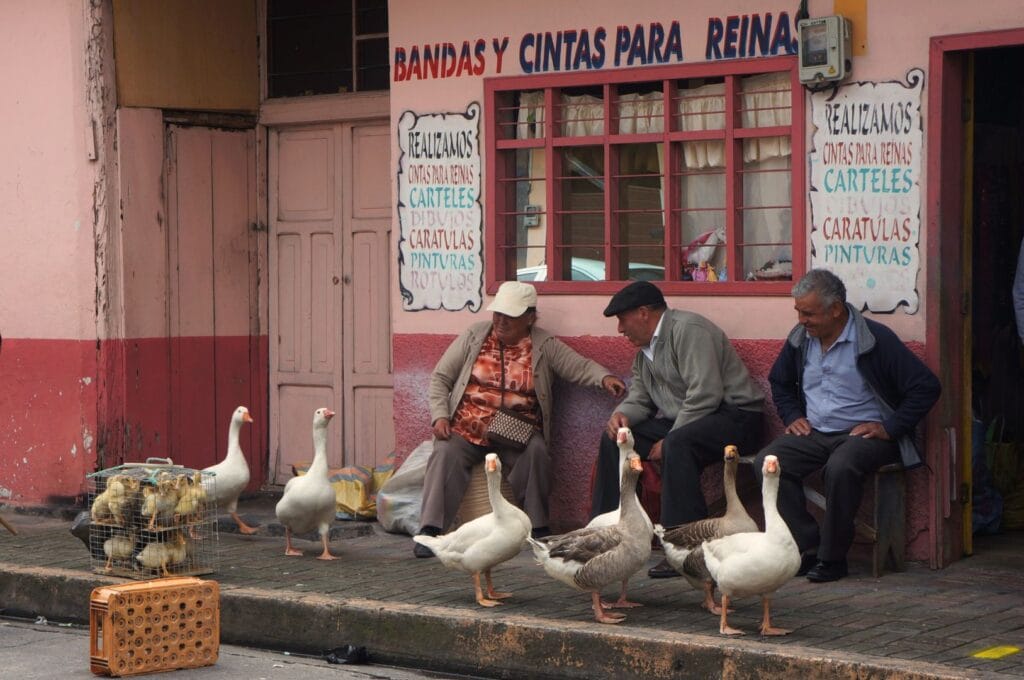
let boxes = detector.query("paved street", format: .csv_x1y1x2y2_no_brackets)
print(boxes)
0,617,478,680
0,506,1021,679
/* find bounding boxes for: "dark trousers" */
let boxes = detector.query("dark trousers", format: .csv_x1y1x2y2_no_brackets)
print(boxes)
591,404,763,527
754,431,899,561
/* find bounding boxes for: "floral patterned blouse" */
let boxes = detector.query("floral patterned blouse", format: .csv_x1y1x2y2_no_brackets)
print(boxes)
451,332,540,445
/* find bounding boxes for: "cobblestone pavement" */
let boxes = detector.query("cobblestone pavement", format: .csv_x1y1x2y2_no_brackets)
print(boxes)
0,506,1021,679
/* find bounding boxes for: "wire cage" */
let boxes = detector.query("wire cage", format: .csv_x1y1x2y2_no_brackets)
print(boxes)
87,460,218,579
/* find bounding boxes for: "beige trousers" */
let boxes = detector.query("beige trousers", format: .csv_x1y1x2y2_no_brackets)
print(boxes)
418,431,549,531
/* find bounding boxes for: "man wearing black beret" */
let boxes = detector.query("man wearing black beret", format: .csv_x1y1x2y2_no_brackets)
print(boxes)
593,281,765,578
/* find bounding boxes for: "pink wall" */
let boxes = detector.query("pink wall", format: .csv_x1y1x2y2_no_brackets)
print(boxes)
0,2,102,504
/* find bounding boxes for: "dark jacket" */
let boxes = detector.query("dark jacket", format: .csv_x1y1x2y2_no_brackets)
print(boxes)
769,304,941,469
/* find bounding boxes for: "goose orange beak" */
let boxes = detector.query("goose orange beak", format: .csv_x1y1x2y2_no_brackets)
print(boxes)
724,444,738,460
629,456,642,472
486,457,498,473
243,412,254,423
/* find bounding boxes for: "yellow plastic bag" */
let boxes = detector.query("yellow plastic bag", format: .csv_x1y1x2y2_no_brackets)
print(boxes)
292,455,396,520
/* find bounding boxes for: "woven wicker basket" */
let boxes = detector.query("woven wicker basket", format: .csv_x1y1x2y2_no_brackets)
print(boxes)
449,462,517,530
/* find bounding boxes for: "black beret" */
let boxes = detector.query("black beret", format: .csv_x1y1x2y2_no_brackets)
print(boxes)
603,280,666,317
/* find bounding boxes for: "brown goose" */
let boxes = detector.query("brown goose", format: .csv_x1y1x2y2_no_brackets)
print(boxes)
653,445,756,614
528,452,651,624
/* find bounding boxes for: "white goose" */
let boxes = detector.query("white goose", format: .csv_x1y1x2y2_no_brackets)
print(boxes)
275,408,338,560
413,453,531,607
702,454,800,636
529,452,651,624
654,445,756,614
587,426,653,608
203,406,256,534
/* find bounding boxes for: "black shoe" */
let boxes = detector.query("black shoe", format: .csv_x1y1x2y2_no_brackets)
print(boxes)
647,558,681,579
806,559,848,582
412,526,441,559
797,552,818,577
530,526,552,540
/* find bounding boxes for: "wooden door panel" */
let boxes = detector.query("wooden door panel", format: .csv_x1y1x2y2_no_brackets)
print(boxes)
270,127,344,481
166,125,259,473
275,233,301,373
344,123,394,468
310,231,338,376
277,130,334,220
277,384,336,475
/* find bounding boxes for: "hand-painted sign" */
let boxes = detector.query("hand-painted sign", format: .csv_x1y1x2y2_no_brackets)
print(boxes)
391,11,796,81
397,102,483,312
809,69,924,313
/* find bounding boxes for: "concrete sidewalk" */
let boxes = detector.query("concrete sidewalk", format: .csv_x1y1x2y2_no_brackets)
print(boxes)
0,503,1021,680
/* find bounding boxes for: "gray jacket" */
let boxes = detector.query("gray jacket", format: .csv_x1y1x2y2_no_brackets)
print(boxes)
428,321,613,444
617,309,764,430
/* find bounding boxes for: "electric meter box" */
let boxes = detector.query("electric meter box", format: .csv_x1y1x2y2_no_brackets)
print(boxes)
798,15,852,84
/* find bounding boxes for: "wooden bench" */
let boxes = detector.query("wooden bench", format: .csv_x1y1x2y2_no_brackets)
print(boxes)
739,457,905,578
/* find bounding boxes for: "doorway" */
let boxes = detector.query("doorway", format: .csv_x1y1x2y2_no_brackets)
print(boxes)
268,120,394,483
968,46,1024,543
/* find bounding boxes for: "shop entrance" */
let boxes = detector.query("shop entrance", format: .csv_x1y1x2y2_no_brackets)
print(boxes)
967,45,1024,550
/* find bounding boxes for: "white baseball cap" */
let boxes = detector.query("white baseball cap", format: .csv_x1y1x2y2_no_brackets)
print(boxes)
487,281,537,317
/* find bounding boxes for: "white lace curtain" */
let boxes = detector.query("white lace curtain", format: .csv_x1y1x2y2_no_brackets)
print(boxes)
515,72,792,169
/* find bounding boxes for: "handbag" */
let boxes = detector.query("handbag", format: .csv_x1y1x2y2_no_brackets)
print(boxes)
485,345,536,451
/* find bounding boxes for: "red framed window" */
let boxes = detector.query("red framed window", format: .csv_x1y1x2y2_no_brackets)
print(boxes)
484,57,805,295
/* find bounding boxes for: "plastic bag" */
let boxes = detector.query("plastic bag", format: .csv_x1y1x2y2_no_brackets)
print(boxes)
292,455,395,520
376,440,432,535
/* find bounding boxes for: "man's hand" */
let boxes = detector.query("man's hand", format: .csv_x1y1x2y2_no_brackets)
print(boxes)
850,421,891,440
648,439,664,462
785,417,812,436
432,417,451,440
602,375,627,398
606,411,630,439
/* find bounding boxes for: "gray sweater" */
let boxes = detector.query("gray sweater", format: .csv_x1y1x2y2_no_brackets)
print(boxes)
617,309,764,430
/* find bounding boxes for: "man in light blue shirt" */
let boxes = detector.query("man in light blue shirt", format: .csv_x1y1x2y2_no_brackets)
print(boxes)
756,269,940,583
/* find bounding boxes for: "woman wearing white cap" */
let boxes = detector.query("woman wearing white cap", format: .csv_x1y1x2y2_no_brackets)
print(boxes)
414,281,626,557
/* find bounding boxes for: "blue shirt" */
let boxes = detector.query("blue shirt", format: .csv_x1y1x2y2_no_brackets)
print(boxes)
803,315,882,432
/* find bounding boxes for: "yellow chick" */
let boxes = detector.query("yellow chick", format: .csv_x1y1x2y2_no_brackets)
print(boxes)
135,532,188,577
103,531,135,572
106,476,140,527
141,477,178,530
174,471,208,528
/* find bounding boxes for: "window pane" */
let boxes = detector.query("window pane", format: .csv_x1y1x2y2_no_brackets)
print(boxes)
615,82,664,134
356,37,390,91
617,245,665,281
558,86,604,137
500,150,547,274
676,141,726,280
559,145,604,238
674,77,725,132
557,246,606,281
268,2,353,97
615,143,665,278
738,72,792,128
741,142,792,281
511,90,545,140
355,0,387,34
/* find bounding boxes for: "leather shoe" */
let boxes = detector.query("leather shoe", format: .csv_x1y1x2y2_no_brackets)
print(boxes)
797,552,818,577
806,559,848,582
412,526,441,559
647,558,681,579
